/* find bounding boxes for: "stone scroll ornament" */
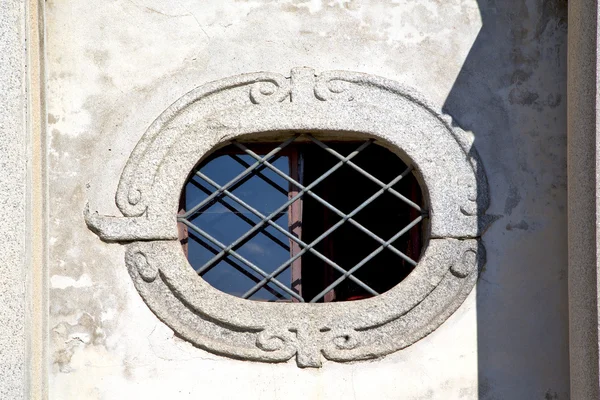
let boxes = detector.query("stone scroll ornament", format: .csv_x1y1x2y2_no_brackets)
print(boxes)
84,68,490,367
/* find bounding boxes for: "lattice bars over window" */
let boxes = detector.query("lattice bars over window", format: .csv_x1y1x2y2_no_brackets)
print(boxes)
177,134,427,303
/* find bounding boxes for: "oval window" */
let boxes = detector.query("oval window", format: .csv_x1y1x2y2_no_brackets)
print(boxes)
83,68,486,366
177,134,427,303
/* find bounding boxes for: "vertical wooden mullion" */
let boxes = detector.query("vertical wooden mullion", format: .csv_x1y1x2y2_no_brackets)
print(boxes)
289,147,303,300
321,165,336,303
178,186,189,258
408,174,421,263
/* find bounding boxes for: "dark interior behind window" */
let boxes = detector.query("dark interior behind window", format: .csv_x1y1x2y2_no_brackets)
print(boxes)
178,137,425,303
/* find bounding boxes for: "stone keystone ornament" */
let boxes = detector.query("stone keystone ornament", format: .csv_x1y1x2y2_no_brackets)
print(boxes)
85,68,489,367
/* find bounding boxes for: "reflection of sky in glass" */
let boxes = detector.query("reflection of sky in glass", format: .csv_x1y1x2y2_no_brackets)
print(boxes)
185,154,292,301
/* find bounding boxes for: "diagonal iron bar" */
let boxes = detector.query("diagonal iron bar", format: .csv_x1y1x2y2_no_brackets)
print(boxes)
180,135,298,219
179,219,304,302
187,231,286,300
193,140,374,276
308,135,423,212
188,178,290,252
310,215,424,303
243,169,416,299
234,141,419,265
194,170,378,298
229,154,288,196
185,159,283,218
222,154,286,202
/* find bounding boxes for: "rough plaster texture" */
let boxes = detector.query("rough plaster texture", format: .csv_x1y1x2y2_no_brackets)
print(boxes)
45,0,568,398
567,0,600,398
0,0,27,398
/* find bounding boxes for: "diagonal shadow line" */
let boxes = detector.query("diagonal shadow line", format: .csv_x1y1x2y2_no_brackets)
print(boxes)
187,230,286,300
185,154,286,218
229,154,288,196
180,218,304,302
180,135,299,219
188,178,291,252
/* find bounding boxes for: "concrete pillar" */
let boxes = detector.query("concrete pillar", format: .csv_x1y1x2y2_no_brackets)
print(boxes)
568,0,600,398
0,0,46,398
0,0,29,398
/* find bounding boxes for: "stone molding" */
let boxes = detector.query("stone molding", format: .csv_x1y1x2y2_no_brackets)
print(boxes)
85,68,489,367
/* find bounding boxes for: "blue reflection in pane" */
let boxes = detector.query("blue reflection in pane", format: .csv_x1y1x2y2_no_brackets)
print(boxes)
185,153,291,301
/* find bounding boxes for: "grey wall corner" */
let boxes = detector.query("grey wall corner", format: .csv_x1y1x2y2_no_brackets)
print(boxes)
0,0,46,398
568,0,600,398
0,0,29,397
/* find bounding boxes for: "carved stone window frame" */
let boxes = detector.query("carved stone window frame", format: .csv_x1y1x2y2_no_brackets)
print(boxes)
84,67,489,368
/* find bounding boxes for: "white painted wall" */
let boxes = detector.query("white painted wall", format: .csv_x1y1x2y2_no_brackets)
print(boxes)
46,1,568,398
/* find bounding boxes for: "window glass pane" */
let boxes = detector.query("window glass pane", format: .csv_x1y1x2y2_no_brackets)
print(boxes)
184,153,292,301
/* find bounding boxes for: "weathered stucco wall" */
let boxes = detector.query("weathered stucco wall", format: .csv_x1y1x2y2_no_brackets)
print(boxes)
45,0,568,398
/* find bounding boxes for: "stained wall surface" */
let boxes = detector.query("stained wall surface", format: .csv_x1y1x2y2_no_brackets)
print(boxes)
46,1,568,399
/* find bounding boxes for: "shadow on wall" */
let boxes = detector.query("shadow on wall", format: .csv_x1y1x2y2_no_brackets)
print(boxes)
442,0,568,398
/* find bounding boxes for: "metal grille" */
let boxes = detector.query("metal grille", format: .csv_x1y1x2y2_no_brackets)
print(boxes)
177,134,427,303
